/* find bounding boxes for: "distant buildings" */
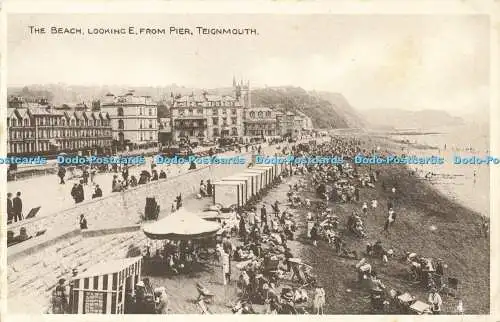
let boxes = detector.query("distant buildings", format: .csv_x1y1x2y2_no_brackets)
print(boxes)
171,92,244,143
7,107,112,155
100,90,158,147
243,107,278,137
7,80,316,154
170,79,249,144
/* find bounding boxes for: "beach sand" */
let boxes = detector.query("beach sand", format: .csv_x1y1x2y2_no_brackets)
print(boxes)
141,133,489,314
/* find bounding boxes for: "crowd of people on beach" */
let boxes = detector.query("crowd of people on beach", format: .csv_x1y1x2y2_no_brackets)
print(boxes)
40,133,488,315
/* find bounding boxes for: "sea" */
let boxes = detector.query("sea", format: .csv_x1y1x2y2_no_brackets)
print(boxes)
390,123,490,217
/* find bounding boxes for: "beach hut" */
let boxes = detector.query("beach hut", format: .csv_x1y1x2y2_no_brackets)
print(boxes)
243,168,267,192
222,175,251,202
70,256,143,314
239,170,262,195
212,180,245,209
230,173,258,197
250,165,275,186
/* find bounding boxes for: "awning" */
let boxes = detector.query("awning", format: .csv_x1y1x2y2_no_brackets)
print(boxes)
143,208,221,240
198,210,235,221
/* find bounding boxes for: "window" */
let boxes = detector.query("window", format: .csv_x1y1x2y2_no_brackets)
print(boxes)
189,109,193,115
232,109,236,115
212,117,218,125
213,128,219,137
149,120,153,129
212,108,218,115
258,111,263,118
250,111,255,118
266,111,271,117
197,108,203,114
149,108,152,116
117,107,124,116
118,119,124,129
231,117,237,125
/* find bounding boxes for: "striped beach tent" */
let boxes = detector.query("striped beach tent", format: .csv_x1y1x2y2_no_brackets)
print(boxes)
70,256,142,314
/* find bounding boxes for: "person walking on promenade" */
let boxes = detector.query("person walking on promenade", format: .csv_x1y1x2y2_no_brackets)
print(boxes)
77,180,85,203
92,185,102,199
7,193,14,224
90,167,96,184
79,214,88,229
58,167,66,184
71,184,79,204
13,192,23,222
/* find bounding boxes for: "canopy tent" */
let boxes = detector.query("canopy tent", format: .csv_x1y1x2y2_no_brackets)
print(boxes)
143,208,221,240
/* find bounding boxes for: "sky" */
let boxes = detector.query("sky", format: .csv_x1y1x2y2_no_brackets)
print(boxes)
7,14,490,114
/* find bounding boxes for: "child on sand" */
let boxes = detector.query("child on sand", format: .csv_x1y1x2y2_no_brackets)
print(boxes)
313,284,326,314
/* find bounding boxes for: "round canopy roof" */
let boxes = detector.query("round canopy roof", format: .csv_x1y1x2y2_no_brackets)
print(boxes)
143,208,221,240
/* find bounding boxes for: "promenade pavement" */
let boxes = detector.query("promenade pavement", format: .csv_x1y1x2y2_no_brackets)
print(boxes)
6,143,285,233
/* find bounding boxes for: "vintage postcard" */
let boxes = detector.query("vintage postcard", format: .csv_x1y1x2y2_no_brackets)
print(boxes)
0,0,498,320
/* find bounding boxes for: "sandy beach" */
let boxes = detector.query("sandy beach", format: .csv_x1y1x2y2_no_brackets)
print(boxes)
140,134,489,314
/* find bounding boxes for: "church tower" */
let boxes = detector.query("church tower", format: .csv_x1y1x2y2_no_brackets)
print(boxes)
240,79,251,108
232,76,241,100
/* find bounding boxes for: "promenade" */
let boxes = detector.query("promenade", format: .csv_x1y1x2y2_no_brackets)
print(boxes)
6,143,283,247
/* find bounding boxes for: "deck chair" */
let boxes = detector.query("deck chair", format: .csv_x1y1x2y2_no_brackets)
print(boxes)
197,299,211,314
196,282,215,303
443,277,459,297
291,263,307,285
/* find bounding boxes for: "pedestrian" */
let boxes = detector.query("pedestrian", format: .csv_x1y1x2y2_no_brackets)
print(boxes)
13,192,23,222
481,217,489,238
456,299,464,314
354,187,360,202
362,202,368,215
51,278,68,314
90,168,96,184
428,288,443,314
7,193,14,224
222,251,230,285
58,167,66,184
71,184,79,204
79,214,88,229
92,185,103,199
272,200,279,217
260,205,268,227
82,168,89,185
310,223,319,246
383,208,396,233
77,180,85,203
313,284,326,315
